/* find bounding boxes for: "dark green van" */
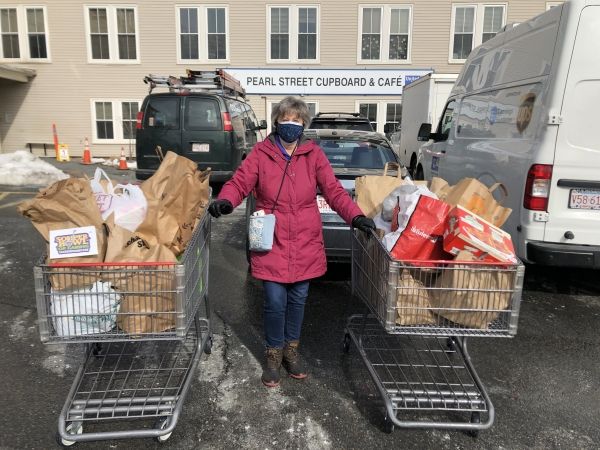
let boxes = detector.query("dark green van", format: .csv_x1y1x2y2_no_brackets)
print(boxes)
135,92,266,182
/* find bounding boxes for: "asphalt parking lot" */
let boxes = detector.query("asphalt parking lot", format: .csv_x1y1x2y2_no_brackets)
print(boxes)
0,161,599,449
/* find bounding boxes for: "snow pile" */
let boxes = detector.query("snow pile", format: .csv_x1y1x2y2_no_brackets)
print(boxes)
0,151,69,186
102,158,137,170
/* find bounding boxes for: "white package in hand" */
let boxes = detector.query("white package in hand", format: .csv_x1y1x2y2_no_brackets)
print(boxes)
50,281,121,336
112,184,148,232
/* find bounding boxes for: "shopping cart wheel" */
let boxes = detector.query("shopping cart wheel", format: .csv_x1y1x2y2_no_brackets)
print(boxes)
446,337,456,350
56,422,82,447
467,411,481,438
383,414,395,434
154,417,173,443
204,336,213,355
92,343,104,357
342,334,351,353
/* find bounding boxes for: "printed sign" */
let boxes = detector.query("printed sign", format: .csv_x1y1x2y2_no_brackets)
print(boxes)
49,226,99,259
226,68,432,95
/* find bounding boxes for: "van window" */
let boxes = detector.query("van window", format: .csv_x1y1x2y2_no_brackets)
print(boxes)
145,97,180,129
185,98,222,130
457,96,490,139
437,100,458,140
225,98,246,135
243,103,258,131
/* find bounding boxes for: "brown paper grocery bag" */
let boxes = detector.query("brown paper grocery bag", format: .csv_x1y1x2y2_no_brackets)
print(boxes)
137,151,211,255
429,177,512,227
103,219,178,334
430,251,513,329
17,178,107,290
354,162,405,218
396,270,436,326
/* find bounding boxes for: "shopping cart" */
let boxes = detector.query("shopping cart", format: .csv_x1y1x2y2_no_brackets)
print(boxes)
33,212,211,446
344,230,525,435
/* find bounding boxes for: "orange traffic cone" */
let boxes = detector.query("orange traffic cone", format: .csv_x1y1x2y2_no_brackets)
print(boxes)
81,137,92,165
118,146,128,170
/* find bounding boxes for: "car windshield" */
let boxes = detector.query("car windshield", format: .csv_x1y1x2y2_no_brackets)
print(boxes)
309,121,373,131
315,139,396,169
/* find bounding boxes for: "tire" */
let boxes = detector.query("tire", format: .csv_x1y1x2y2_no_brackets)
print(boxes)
154,417,173,443
57,423,82,447
414,165,425,181
204,336,213,355
342,334,351,354
468,411,481,438
409,155,417,178
384,414,395,434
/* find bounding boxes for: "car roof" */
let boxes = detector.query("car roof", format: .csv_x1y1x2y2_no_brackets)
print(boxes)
304,129,391,145
311,113,370,121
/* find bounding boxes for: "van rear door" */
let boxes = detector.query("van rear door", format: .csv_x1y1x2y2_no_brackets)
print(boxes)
137,96,182,171
181,96,230,171
545,5,600,246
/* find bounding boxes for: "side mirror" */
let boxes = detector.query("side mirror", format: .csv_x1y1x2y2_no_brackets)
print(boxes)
383,123,394,134
417,123,432,141
258,119,268,130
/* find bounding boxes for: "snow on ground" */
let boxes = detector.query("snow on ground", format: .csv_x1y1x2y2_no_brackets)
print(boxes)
0,151,69,186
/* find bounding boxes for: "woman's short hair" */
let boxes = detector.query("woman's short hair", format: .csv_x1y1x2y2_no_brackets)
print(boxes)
271,96,311,129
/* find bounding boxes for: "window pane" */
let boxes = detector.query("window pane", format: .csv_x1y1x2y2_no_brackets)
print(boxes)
453,33,473,59
484,6,504,33
2,35,19,58
123,121,135,139
186,98,221,130
207,8,216,33
89,8,108,34
271,8,289,33
29,34,47,58
271,34,289,59
181,35,198,59
117,9,126,32
359,103,377,129
217,8,225,33
180,9,189,33
91,35,110,59
371,8,381,32
391,9,409,35
118,35,136,59
97,121,114,140
307,8,316,33
455,7,474,33
145,97,180,129
386,103,402,122
298,34,316,60
27,8,45,33
361,35,380,60
208,34,226,59
389,34,408,60
307,103,317,117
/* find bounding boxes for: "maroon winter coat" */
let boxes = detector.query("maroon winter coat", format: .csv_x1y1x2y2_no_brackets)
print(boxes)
218,135,363,283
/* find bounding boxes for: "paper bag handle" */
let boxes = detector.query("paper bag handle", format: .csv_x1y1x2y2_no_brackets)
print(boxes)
488,182,508,204
383,162,402,178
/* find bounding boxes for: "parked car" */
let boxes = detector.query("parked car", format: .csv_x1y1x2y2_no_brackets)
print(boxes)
245,130,399,263
416,0,600,268
136,86,266,182
308,112,374,131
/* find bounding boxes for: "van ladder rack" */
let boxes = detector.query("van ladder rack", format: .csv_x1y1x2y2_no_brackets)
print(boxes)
143,69,246,98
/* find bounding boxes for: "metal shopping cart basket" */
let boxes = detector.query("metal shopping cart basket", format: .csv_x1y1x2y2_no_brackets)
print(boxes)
343,230,525,435
33,212,211,446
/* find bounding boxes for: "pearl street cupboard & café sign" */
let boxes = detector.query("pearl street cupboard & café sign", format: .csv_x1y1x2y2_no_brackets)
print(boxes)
226,68,432,96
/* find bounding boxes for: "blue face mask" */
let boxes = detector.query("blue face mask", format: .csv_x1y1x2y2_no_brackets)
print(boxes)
277,121,304,143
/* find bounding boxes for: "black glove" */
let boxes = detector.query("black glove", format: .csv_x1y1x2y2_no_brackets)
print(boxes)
208,199,233,218
352,215,376,234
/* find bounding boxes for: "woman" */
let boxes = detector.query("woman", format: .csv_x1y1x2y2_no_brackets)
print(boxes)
208,96,375,388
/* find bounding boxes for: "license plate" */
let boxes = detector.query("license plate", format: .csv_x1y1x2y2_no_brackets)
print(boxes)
317,195,335,214
569,189,600,209
192,143,209,153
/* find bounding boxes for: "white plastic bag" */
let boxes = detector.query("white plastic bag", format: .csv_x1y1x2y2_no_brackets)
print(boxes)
381,185,439,252
50,281,121,336
90,168,116,220
112,184,148,232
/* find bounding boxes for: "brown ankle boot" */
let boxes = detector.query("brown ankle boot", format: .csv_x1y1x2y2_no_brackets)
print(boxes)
261,347,283,387
283,341,307,379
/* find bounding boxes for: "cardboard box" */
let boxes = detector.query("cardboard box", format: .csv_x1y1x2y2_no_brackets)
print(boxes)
443,206,517,264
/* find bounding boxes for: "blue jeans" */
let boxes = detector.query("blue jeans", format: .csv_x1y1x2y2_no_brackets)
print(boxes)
263,281,310,349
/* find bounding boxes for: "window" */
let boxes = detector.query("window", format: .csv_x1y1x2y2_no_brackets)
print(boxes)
93,100,140,143
359,103,378,130
450,4,506,62
186,98,221,131
85,6,139,63
268,6,319,62
385,103,402,133
358,5,412,63
177,6,228,63
437,100,458,140
0,6,49,61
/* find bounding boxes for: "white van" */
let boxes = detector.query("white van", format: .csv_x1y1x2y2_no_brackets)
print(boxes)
416,0,600,268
